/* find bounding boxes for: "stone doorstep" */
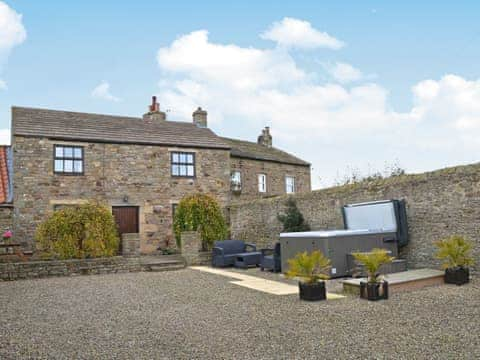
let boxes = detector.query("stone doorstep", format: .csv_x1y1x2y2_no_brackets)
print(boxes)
342,269,445,295
139,255,186,272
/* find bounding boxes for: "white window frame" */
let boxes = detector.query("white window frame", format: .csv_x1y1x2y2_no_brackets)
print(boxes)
231,171,242,190
285,176,295,194
258,174,267,193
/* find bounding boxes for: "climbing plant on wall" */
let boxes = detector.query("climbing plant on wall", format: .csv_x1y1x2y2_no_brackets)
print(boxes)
173,193,228,250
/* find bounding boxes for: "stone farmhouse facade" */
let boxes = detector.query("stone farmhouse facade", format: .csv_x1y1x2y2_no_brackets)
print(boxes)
9,99,311,253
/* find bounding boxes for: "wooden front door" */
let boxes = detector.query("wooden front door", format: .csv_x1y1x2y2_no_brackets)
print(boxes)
112,206,139,235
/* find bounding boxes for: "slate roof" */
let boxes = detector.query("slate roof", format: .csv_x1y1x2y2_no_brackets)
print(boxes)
12,107,230,150
221,137,310,166
12,106,310,166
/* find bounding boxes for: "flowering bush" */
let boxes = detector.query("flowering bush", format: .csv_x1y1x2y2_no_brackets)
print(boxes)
2,230,12,242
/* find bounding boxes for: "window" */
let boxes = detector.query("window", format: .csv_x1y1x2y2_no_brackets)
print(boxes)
258,174,267,193
231,171,242,191
171,152,195,177
54,145,84,175
172,204,178,220
285,176,295,194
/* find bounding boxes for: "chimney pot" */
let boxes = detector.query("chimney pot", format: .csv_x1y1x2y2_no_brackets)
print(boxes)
143,96,166,122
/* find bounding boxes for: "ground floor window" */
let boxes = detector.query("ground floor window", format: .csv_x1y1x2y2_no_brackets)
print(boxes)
172,204,178,221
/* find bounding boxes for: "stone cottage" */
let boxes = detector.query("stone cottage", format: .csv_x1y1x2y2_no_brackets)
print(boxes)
8,98,311,253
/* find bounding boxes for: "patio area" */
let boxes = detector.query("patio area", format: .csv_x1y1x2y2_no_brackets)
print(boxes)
1,269,479,359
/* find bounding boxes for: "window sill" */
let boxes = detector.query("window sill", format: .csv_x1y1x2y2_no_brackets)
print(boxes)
54,172,85,176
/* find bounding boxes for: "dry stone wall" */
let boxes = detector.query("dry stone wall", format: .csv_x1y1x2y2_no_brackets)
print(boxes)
229,163,480,272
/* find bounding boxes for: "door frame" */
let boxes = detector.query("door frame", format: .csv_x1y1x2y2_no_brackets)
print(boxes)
112,205,140,234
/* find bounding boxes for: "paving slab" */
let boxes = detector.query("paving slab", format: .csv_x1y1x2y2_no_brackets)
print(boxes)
191,266,345,299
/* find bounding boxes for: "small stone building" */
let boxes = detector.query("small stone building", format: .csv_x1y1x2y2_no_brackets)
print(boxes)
8,98,311,253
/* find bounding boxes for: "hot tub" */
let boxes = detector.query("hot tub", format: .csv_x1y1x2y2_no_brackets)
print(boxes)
279,200,408,278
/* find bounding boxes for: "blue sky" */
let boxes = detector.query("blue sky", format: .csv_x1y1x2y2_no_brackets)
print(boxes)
1,1,480,188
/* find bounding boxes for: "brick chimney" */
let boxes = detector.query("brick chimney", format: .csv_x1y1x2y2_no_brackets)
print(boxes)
143,96,166,122
257,126,272,147
192,107,207,128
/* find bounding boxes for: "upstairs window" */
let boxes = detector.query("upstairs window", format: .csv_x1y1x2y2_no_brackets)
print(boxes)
171,152,195,177
54,145,84,175
258,174,267,193
286,176,295,194
231,171,242,192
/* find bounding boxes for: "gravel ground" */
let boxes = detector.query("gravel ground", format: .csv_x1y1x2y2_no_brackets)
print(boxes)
1,269,479,360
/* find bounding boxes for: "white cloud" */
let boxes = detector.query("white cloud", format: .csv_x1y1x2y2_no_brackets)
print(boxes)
410,75,480,131
0,1,26,92
158,30,305,92
328,62,363,83
0,128,10,145
261,17,344,50
91,81,121,102
156,23,480,188
0,1,26,55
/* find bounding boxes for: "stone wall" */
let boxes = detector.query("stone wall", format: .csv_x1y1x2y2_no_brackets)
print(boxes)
180,231,212,266
0,256,145,281
230,157,311,203
229,163,480,272
0,205,13,233
12,136,231,253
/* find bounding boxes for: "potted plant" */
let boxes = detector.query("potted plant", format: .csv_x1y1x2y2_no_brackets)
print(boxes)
352,248,394,301
435,235,474,285
285,250,331,301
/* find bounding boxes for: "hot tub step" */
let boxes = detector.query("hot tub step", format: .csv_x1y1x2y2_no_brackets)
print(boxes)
342,268,445,295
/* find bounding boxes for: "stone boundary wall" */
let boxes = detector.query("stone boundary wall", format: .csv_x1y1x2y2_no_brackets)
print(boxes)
0,256,145,281
229,163,480,273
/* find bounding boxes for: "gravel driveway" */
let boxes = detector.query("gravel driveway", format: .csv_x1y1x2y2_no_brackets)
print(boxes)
1,269,479,359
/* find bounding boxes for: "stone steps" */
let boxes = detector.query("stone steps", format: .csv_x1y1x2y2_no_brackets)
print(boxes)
139,255,186,272
148,263,185,272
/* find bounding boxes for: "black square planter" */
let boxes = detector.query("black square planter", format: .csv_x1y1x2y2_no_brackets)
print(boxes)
360,281,389,301
299,281,327,301
445,267,469,285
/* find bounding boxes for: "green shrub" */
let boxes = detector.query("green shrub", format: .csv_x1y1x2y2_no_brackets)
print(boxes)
352,248,395,283
173,193,228,250
434,235,474,269
36,202,119,259
277,198,310,232
285,250,331,284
